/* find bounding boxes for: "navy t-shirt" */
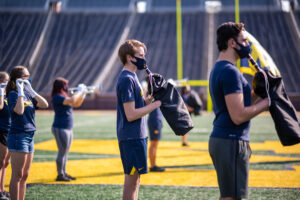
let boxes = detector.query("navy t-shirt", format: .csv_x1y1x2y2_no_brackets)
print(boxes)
8,90,38,134
116,70,147,141
0,97,11,132
209,60,252,141
52,94,73,129
148,108,163,129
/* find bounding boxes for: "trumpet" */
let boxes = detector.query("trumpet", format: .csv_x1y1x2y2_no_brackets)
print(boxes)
68,84,102,94
167,78,189,87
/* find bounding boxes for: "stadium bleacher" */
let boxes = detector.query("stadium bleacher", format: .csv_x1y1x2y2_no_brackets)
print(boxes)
151,0,200,9
2,1,300,98
0,0,47,9
104,12,206,93
294,10,300,20
66,0,131,10
1,12,47,72
30,12,129,94
220,0,278,7
216,10,300,93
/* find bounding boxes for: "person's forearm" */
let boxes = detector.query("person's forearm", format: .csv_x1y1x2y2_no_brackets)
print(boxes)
14,97,24,115
35,94,49,108
0,96,4,110
251,90,260,103
235,99,269,125
73,94,85,108
126,101,161,122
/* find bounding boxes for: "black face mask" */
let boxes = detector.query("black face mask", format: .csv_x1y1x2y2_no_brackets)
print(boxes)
131,56,147,70
233,40,252,59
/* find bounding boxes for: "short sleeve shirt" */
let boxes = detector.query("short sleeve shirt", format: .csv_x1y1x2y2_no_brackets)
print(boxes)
52,94,73,129
116,70,147,141
209,61,251,141
8,90,38,134
0,97,11,132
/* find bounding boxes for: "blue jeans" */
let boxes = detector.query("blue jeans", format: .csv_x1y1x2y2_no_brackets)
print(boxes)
7,132,35,153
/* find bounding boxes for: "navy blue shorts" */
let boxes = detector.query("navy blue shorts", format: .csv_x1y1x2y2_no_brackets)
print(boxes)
119,138,148,175
7,132,35,153
148,125,162,141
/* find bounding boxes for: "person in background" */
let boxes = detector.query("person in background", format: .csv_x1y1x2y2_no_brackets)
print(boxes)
181,85,203,146
142,79,165,172
6,66,48,200
147,107,165,172
0,72,11,200
51,77,86,182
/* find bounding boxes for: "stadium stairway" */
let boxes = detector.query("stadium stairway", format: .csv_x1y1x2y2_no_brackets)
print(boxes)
93,10,136,92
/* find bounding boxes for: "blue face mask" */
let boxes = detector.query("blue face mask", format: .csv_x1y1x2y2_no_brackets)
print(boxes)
234,40,252,58
131,56,147,70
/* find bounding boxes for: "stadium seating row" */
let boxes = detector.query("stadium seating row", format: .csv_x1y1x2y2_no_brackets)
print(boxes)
1,12,47,71
31,13,129,94
1,0,295,10
1,10,300,94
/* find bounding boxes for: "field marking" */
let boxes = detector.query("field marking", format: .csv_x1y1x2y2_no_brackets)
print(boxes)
28,139,300,188
33,154,117,159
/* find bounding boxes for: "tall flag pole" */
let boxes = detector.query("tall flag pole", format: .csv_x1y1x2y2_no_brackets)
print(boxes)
235,0,241,70
235,0,240,23
176,0,183,80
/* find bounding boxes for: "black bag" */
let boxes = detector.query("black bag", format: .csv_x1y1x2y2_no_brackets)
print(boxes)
188,90,203,115
148,74,194,136
253,69,300,146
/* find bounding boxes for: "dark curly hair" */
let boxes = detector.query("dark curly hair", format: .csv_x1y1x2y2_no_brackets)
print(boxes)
216,22,245,52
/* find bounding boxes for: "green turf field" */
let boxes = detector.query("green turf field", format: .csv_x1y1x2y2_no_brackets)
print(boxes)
23,111,300,199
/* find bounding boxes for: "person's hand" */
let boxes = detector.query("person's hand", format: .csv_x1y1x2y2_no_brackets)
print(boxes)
16,79,25,97
153,100,162,108
23,79,38,97
148,73,165,96
260,97,271,111
77,84,86,95
0,83,6,96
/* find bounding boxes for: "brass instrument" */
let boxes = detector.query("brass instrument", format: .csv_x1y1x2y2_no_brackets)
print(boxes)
68,85,102,94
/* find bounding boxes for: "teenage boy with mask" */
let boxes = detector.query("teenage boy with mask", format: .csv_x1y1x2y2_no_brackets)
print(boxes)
116,40,161,200
208,22,269,200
